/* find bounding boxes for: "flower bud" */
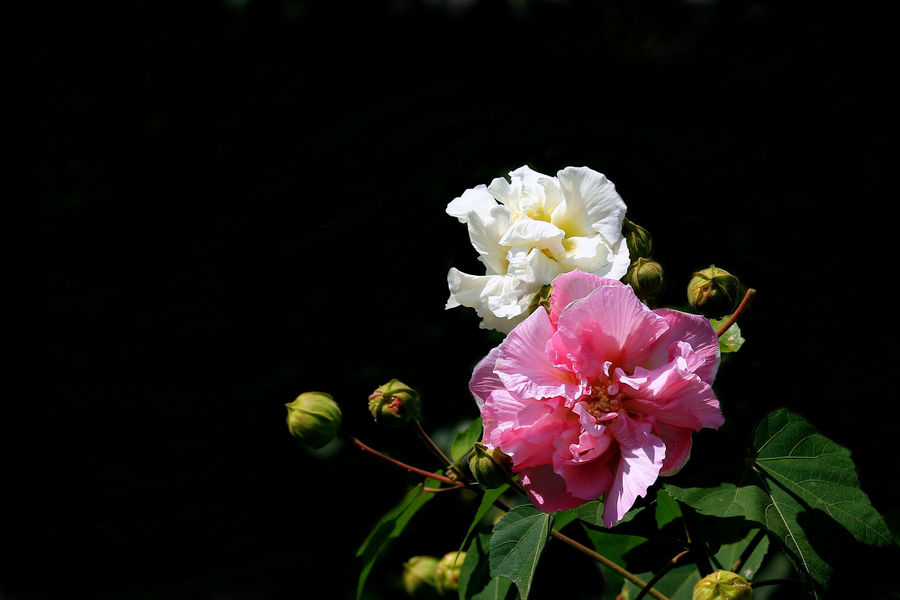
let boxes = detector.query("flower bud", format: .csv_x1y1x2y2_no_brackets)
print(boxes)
467,442,513,488
434,551,465,595
624,257,665,302
402,555,440,598
622,218,653,259
285,392,342,448
368,379,420,427
692,570,752,600
687,265,741,318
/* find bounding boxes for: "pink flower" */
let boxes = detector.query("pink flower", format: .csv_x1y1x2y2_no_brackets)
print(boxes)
469,270,723,526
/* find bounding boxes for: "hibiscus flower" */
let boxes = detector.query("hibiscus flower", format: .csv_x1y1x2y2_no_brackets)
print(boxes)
469,270,724,526
446,166,631,333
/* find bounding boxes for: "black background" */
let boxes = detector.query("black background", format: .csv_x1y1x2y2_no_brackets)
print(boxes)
5,1,898,598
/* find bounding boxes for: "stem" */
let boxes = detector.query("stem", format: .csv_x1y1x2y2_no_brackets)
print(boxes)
340,431,464,487
411,418,462,478
732,529,766,572
751,578,801,588
716,288,757,337
634,550,690,600
489,495,669,600
549,530,670,600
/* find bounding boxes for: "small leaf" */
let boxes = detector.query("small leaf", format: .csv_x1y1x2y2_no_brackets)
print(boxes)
489,505,552,599
655,489,682,529
457,485,509,558
708,317,744,353
451,417,483,462
355,480,437,599
574,499,644,528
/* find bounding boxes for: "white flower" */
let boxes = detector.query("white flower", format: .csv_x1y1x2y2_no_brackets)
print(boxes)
446,165,630,333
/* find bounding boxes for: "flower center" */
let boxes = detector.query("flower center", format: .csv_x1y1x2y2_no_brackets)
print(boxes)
584,383,623,419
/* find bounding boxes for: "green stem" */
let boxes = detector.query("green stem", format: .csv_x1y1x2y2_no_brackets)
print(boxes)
411,418,462,479
341,431,463,487
634,550,690,600
732,529,766,572
489,497,670,600
751,578,801,588
716,288,756,337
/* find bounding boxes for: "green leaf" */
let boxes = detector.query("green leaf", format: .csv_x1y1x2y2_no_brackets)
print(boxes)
355,480,437,599
573,499,644,528
457,485,509,558
622,563,700,600
581,525,648,598
665,408,894,591
712,527,770,580
451,417,483,462
459,529,517,600
489,505,552,599
708,317,744,353
655,489,682,529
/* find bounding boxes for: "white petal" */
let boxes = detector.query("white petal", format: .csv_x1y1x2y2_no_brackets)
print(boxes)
467,204,511,275
446,184,499,224
498,219,566,258
507,247,564,285
555,166,627,244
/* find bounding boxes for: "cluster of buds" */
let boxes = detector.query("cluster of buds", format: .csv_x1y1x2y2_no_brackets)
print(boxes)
402,552,466,598
621,219,664,304
368,378,420,427
687,265,741,318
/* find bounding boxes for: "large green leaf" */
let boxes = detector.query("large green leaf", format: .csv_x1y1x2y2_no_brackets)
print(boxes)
665,408,894,592
489,505,553,599
355,480,437,599
581,525,649,599
459,529,517,600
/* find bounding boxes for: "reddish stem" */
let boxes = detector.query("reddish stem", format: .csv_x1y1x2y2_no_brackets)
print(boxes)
716,288,757,337
341,432,463,487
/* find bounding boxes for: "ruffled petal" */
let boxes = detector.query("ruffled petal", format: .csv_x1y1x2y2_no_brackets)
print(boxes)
498,219,566,259
466,204,510,275
495,308,580,400
554,167,627,244
518,464,585,513
602,415,666,527
469,347,504,410
653,421,695,476
648,308,720,383
446,184,500,224
556,283,668,376
548,271,623,327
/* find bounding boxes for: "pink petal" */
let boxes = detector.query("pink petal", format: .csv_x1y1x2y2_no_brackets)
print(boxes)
601,415,665,527
519,464,585,513
653,421,695,476
623,356,724,431
649,308,720,383
556,284,668,377
548,271,624,327
469,346,504,410
495,307,580,400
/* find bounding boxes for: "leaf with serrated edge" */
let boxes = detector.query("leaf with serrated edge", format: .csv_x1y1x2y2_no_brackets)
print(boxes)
665,408,894,593
489,505,552,599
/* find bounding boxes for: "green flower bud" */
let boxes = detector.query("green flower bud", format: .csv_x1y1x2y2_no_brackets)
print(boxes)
692,570,752,600
622,218,653,259
285,392,342,449
467,442,513,488
368,379,420,427
434,551,466,595
624,257,665,302
402,555,440,598
687,265,741,318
